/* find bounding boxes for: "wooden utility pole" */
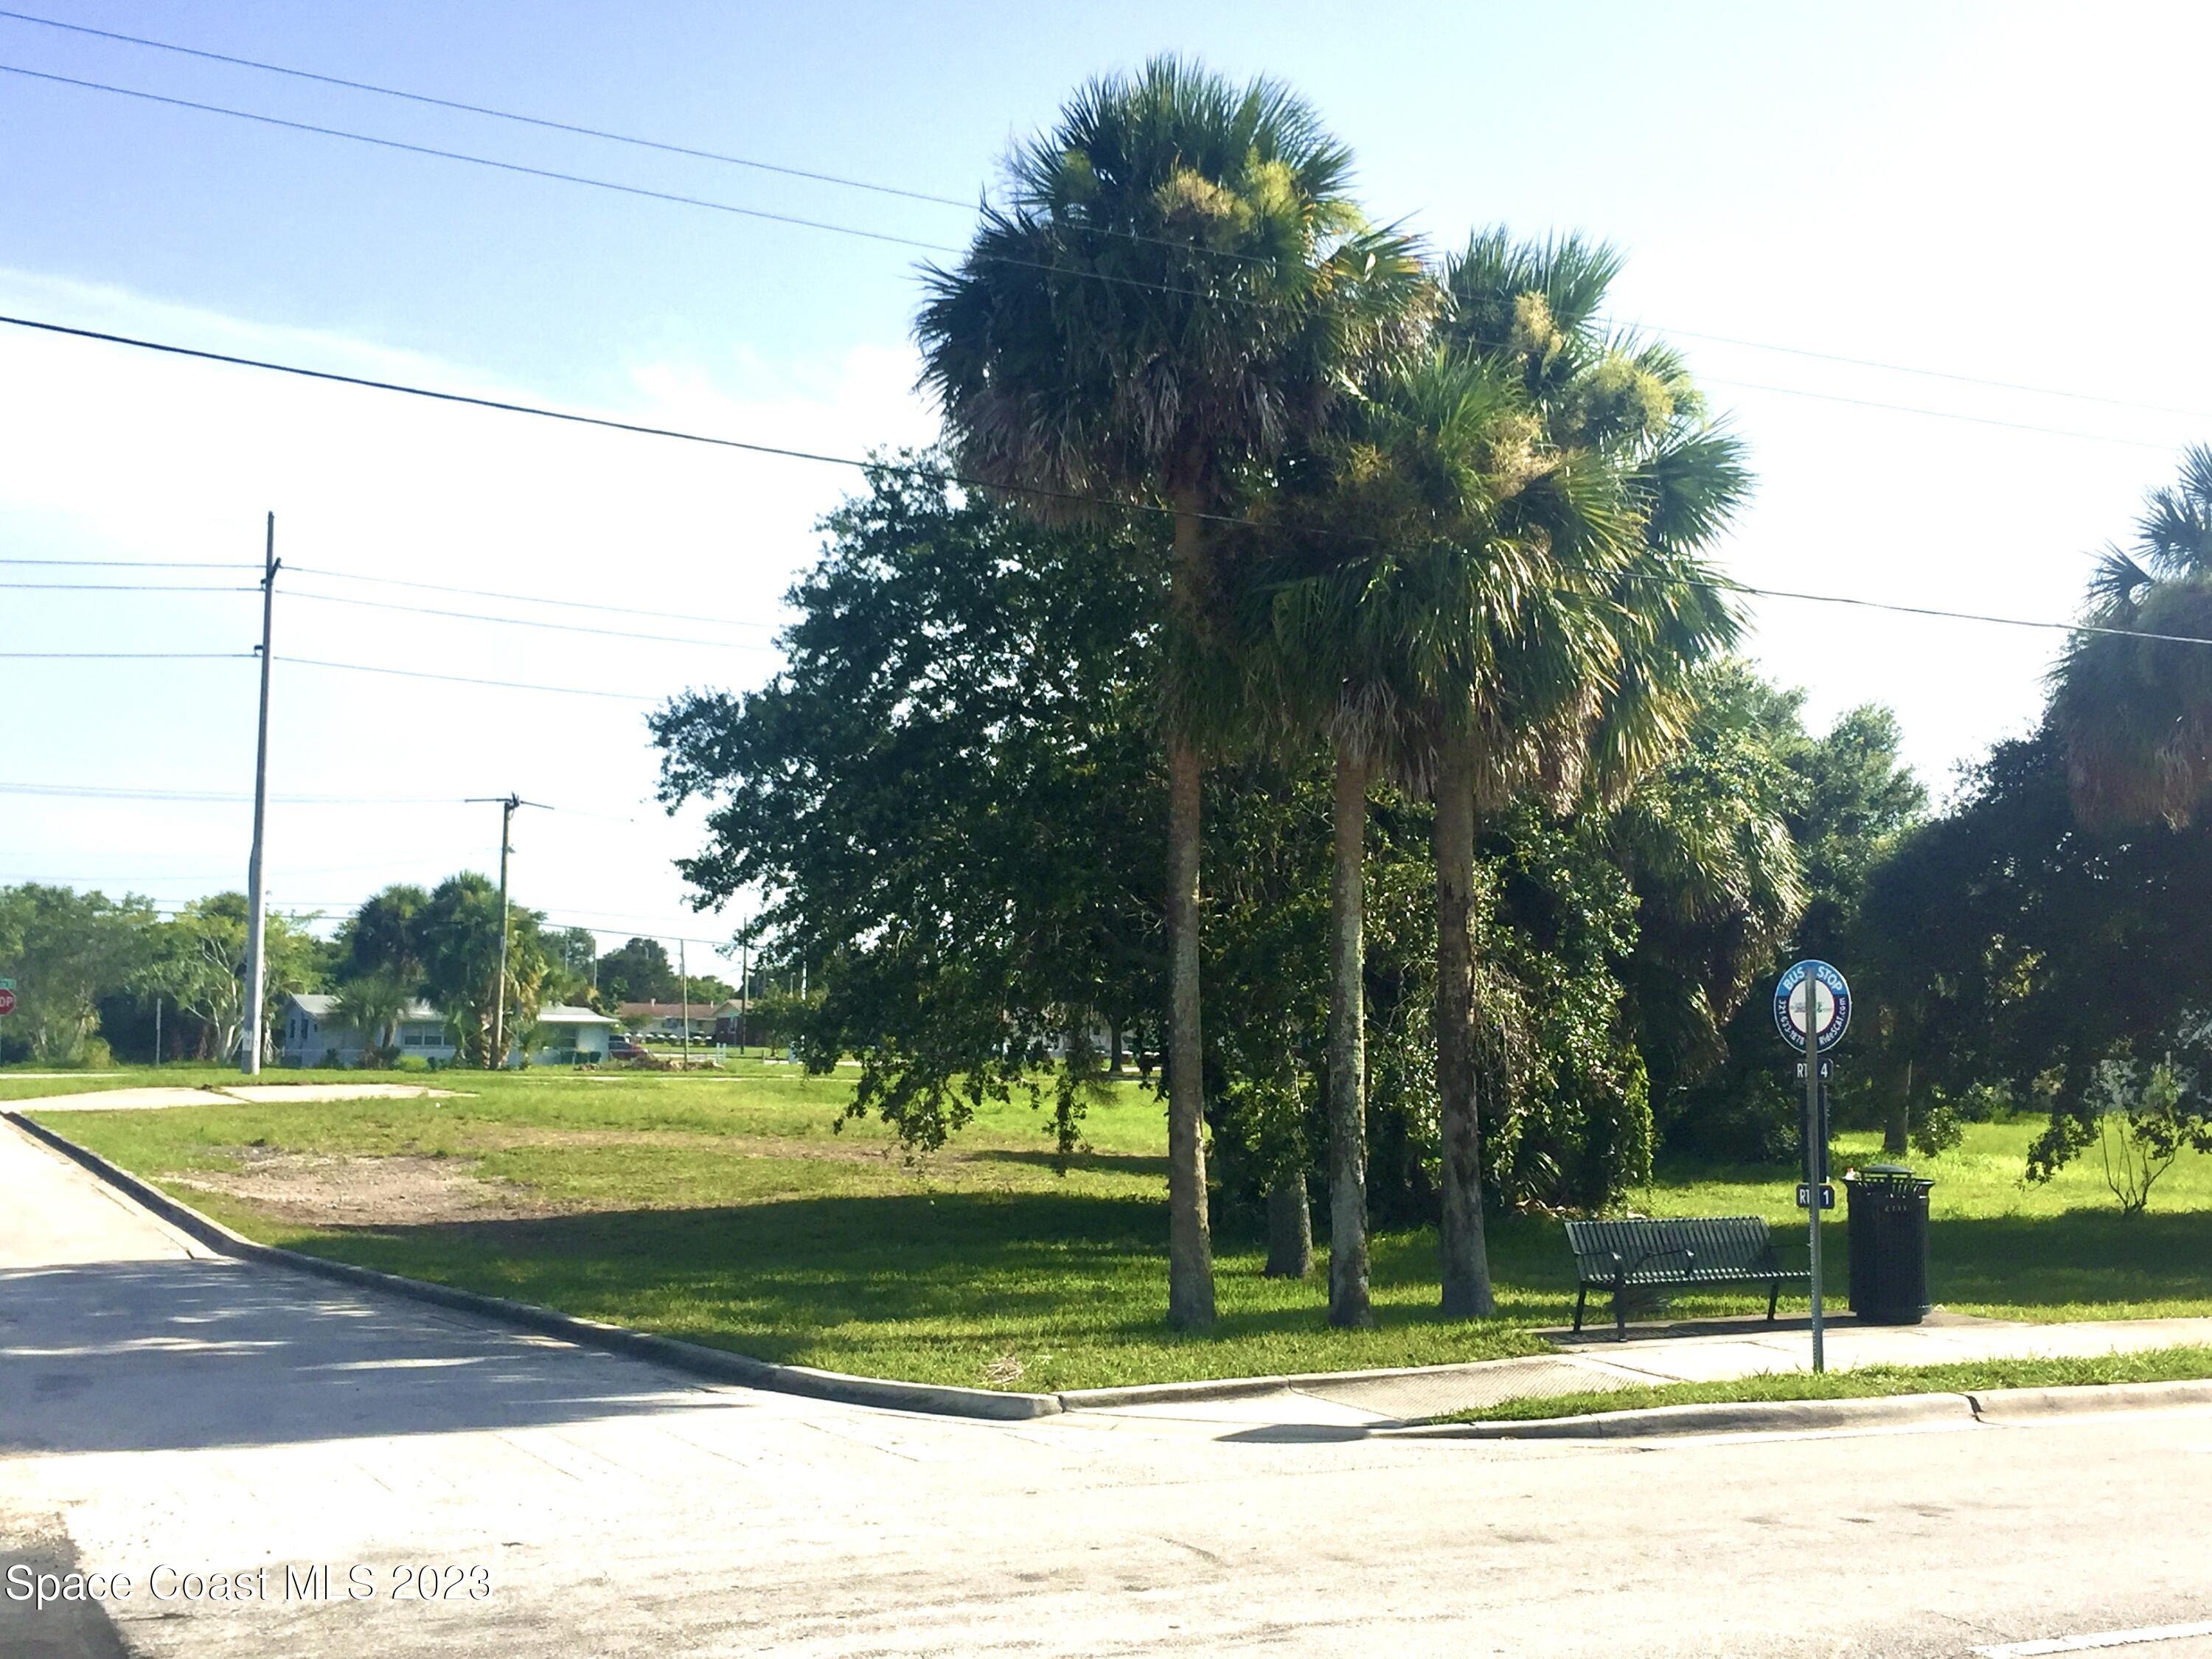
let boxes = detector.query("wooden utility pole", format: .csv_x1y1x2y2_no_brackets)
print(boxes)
240,513,279,1076
467,794,546,1067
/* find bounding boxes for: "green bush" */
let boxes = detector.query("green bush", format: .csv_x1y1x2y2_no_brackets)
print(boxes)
1912,1101,1966,1160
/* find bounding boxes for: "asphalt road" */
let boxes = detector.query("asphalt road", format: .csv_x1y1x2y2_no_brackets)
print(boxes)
3,1118,2208,1658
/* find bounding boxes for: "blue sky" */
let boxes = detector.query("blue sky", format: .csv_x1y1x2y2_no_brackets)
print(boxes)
5,1,2210,957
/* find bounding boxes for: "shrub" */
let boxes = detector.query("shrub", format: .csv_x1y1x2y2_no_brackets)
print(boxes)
1911,1100,1966,1160
2081,1053,2212,1215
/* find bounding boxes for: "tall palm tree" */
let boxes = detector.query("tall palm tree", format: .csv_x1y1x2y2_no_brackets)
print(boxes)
1270,232,1747,1318
916,58,1427,1327
2051,445,2212,829
1425,234,1748,1313
1259,346,1541,1326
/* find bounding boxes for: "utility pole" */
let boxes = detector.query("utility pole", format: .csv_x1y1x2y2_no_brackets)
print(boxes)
240,512,279,1076
679,938,690,1071
153,996,161,1068
738,930,748,1057
466,794,546,1068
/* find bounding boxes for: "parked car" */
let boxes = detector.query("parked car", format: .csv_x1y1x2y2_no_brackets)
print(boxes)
607,1032,646,1061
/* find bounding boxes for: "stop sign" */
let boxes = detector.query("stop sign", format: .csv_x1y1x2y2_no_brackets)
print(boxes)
0,988,15,1017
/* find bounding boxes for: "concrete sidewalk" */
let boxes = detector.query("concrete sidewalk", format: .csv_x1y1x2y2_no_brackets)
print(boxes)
1074,1309,2212,1431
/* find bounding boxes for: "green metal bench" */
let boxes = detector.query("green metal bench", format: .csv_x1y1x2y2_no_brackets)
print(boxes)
1565,1216,1810,1340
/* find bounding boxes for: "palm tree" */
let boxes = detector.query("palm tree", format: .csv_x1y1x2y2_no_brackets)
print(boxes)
334,970,413,1068
916,58,1427,1327
1259,346,1538,1326
1270,232,1748,1318
2051,446,2212,829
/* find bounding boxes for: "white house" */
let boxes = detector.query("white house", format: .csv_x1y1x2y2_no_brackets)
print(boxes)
615,1000,742,1040
278,993,616,1067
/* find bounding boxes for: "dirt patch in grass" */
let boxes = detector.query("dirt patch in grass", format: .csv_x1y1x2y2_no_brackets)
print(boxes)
170,1149,556,1226
465,1127,911,1164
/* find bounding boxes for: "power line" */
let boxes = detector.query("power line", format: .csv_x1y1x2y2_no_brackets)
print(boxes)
1703,376,2182,453
0,5,976,212
0,63,942,251
282,585,780,651
1636,321,2212,425
0,580,255,591
9,19,2200,423
0,649,251,659
286,563,780,633
0,557,256,569
0,310,1186,528
0,8,1271,274
2,781,484,804
0,63,1228,305
276,653,660,700
7,311,2209,654
0,782,647,825
10,18,2200,425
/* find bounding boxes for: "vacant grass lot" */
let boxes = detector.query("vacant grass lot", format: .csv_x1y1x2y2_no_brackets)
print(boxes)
12,1063,2212,1391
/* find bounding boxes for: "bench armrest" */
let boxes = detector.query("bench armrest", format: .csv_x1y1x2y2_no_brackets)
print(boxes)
1624,1245,1695,1276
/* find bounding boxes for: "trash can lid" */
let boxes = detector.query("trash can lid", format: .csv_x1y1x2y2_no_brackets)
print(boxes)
1863,1163,1916,1177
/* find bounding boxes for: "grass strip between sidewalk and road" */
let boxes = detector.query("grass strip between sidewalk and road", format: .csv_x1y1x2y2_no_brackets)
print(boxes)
1434,1345,2212,1423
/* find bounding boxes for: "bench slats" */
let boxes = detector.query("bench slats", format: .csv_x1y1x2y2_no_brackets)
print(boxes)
1563,1214,1809,1339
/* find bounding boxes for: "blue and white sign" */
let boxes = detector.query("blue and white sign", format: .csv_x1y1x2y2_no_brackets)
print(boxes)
1774,959,1851,1054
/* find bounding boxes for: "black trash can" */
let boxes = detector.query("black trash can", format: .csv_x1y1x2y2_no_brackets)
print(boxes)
1844,1164,1934,1324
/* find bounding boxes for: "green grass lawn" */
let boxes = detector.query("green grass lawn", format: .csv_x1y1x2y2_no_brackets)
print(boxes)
1436,1345,2212,1423
10,1062,2211,1391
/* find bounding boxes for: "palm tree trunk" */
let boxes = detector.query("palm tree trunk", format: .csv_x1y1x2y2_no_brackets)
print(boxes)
1434,731,1495,1318
1327,737,1374,1327
1165,734,1216,1327
1162,487,1217,1329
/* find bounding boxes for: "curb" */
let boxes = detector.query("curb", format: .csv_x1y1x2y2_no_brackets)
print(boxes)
1381,1390,1978,1440
1377,1376,2212,1441
4,1110,1062,1423
1964,1377,2212,1422
1056,1353,1559,1411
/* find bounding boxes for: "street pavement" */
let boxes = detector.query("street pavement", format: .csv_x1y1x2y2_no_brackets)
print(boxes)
4,1117,2209,1658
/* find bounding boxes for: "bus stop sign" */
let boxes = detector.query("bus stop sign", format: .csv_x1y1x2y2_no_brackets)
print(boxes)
1774,959,1850,1054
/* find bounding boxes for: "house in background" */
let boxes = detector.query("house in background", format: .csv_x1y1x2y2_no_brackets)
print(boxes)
616,1000,742,1041
278,993,615,1067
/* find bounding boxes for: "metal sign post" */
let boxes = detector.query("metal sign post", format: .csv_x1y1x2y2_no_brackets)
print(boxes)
1775,959,1851,1373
